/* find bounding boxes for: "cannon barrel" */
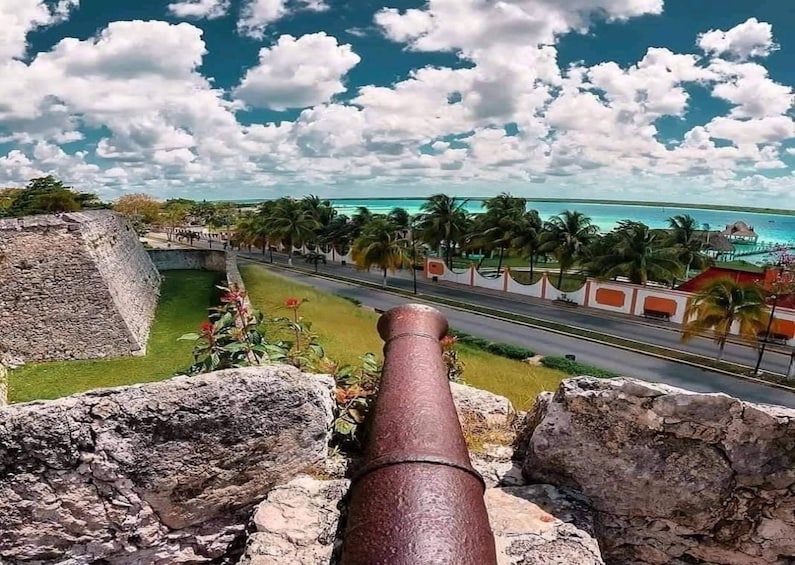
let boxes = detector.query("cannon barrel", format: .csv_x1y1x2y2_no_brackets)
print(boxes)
341,304,497,565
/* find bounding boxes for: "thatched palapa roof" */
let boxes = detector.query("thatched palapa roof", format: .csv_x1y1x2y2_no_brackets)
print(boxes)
721,221,758,239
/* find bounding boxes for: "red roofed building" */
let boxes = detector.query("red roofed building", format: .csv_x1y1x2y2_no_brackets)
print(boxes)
677,266,764,292
677,266,795,310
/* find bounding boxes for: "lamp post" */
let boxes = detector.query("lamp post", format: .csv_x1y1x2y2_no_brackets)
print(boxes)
410,219,418,295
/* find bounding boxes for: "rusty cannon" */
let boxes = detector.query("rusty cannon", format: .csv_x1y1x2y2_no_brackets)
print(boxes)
341,304,498,565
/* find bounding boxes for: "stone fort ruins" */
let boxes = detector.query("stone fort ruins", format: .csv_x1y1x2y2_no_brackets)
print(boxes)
0,210,161,362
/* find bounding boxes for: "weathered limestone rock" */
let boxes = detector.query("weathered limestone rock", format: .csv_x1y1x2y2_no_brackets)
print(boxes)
0,366,334,564
451,381,514,425
486,485,604,564
521,377,795,564
450,383,520,488
0,211,161,361
238,476,349,565
238,477,604,565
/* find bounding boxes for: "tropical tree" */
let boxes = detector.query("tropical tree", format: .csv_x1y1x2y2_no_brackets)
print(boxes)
34,190,80,213
511,209,544,280
114,193,162,224
350,206,373,232
585,221,683,285
351,218,408,286
681,278,769,361
264,198,320,265
468,193,526,274
541,210,599,288
235,214,269,253
8,176,90,216
417,194,470,268
320,214,356,254
160,201,191,241
302,195,336,240
387,207,411,233
667,214,711,278
0,188,20,216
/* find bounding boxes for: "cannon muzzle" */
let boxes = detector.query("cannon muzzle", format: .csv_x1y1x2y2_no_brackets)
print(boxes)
341,304,497,565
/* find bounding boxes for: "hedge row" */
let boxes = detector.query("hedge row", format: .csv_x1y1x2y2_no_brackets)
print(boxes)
448,329,536,360
539,356,619,378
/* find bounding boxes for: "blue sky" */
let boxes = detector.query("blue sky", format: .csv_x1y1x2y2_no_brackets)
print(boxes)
0,0,793,206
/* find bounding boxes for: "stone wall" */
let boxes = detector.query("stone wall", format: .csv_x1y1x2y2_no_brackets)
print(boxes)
520,377,795,564
0,211,161,361
148,249,227,272
0,366,333,564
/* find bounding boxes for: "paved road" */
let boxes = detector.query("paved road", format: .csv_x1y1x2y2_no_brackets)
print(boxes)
234,257,795,408
218,244,793,375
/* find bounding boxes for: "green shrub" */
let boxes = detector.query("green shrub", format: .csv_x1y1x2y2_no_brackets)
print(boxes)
485,342,535,360
540,356,619,378
448,329,535,360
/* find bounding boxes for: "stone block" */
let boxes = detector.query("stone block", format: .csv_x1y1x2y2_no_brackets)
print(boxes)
0,366,333,563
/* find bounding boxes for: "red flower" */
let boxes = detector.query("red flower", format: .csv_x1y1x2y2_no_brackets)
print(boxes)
285,297,300,309
221,289,243,303
200,321,214,334
440,335,457,349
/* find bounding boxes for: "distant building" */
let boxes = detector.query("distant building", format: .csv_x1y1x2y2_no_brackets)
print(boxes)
721,221,759,244
677,265,795,309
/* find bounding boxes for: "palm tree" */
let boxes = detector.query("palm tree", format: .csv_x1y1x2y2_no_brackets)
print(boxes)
351,218,408,286
541,210,599,288
417,194,470,268
586,221,683,285
511,209,543,281
320,214,355,255
469,193,526,274
265,198,320,265
234,214,265,252
302,195,336,237
387,207,411,234
667,214,711,278
681,278,769,361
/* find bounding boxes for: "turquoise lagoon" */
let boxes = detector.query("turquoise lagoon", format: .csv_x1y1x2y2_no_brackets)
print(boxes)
330,199,795,247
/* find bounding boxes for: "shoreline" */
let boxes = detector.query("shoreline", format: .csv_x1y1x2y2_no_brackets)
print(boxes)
328,198,795,216
230,197,795,217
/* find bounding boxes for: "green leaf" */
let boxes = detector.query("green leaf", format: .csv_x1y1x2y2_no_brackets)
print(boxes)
334,418,356,436
177,333,201,341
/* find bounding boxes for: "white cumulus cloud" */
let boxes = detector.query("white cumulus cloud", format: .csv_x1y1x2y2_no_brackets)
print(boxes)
0,0,79,61
375,0,663,54
237,0,328,38
234,33,360,111
698,18,778,60
167,0,229,20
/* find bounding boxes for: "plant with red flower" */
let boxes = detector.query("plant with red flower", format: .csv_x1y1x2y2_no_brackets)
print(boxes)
282,297,308,350
440,335,458,350
179,283,283,374
440,335,464,382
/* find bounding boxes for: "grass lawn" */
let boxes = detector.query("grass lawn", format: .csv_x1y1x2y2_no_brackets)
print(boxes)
241,263,566,410
9,270,223,403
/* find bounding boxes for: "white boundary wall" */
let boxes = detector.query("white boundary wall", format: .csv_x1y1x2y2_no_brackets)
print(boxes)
422,258,795,344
